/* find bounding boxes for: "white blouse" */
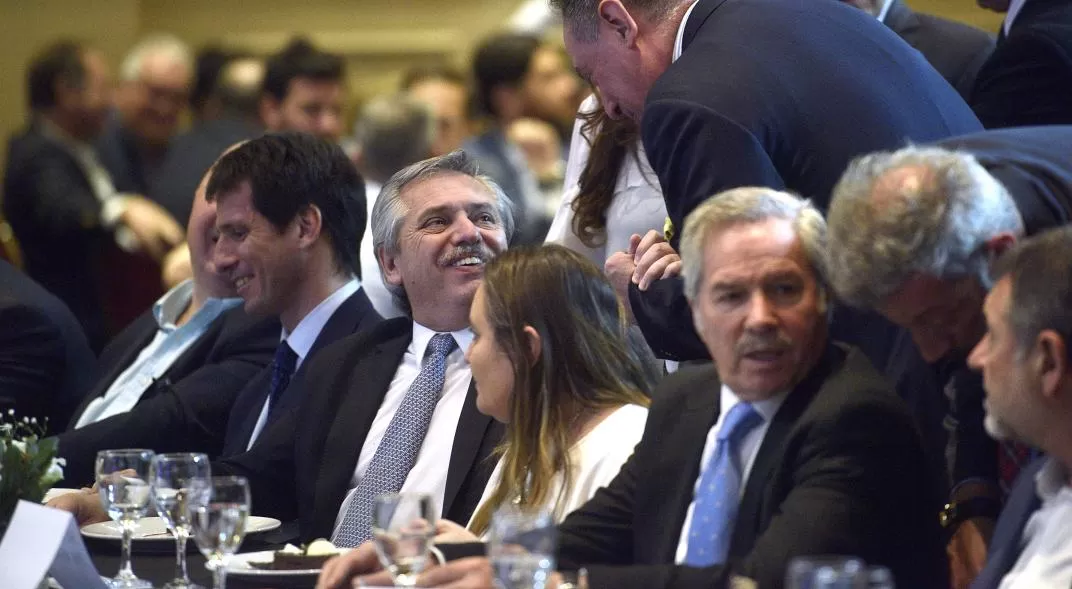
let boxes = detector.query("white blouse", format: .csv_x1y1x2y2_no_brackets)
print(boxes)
468,403,649,527
545,95,668,268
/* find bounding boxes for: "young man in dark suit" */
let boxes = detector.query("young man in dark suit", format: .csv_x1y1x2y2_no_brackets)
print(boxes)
324,188,947,589
971,0,1072,128
965,228,1072,588
825,125,1072,586
551,0,982,365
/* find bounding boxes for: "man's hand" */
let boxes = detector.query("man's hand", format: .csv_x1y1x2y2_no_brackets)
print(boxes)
434,519,480,544
120,197,184,261
948,517,994,589
631,230,681,290
46,488,109,526
605,250,637,322
316,542,384,589
161,242,192,289
414,557,495,588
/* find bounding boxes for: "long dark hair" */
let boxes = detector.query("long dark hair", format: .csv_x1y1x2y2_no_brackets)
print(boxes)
468,245,657,534
571,97,643,247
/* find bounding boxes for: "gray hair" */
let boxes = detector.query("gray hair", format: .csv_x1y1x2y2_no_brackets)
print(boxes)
119,33,193,82
992,227,1072,362
354,94,436,184
680,187,829,303
550,0,686,41
827,146,1023,308
371,150,516,312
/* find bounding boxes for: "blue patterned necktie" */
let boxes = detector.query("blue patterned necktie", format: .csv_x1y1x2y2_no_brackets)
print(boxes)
266,340,298,418
333,333,457,547
684,402,763,567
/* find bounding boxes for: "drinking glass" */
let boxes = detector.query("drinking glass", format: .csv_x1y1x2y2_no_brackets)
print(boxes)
785,556,868,589
189,476,250,589
370,493,437,587
487,507,557,589
151,453,211,589
96,449,155,589
866,566,895,589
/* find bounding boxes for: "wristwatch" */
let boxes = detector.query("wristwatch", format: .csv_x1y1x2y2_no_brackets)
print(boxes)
938,497,1001,529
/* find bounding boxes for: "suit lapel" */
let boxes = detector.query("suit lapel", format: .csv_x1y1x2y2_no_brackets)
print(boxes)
730,345,840,558
442,381,495,517
312,326,412,536
70,311,159,427
681,0,733,54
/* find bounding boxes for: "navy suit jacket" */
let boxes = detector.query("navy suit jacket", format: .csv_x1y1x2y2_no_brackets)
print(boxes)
0,260,96,433
631,0,982,363
55,304,279,486
221,288,382,456
883,0,995,100
970,0,1072,128
971,457,1047,589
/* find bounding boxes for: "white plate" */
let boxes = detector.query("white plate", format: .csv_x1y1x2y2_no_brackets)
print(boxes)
42,488,81,504
81,516,281,541
225,548,351,577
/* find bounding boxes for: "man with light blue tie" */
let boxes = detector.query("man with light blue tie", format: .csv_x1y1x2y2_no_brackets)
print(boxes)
315,186,950,589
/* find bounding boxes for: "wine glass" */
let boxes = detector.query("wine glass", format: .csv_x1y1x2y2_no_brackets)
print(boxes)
487,507,557,589
188,476,250,589
370,493,437,587
96,449,155,589
151,453,211,589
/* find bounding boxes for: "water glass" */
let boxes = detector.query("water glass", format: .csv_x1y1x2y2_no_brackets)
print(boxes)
487,507,557,589
370,493,436,587
189,476,250,589
96,449,155,589
785,556,868,589
151,453,211,589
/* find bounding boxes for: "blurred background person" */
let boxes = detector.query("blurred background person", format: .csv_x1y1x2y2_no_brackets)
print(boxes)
433,244,654,543
3,41,183,350
260,38,345,141
351,93,437,319
401,65,473,158
97,33,193,209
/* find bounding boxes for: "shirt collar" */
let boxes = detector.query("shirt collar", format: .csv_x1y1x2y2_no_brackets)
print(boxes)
282,278,361,367
38,117,97,161
411,321,474,365
875,0,895,23
152,280,195,331
1035,456,1069,501
1004,0,1029,35
719,383,791,424
672,0,702,62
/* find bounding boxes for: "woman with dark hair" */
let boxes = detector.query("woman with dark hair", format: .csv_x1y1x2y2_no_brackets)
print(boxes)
545,94,667,268
436,244,656,541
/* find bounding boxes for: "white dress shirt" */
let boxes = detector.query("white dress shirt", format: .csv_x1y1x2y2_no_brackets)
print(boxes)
998,458,1072,589
246,279,361,448
674,385,790,563
76,280,240,427
1004,0,1029,35
545,95,667,269
673,1,701,61
358,182,406,319
332,322,475,534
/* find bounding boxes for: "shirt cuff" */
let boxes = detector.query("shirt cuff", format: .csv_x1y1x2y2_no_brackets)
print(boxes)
100,194,133,229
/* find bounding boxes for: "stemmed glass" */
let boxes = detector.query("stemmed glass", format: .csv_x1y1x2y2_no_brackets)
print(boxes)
151,453,211,589
785,556,867,588
370,493,437,587
487,507,557,589
96,449,155,589
189,476,250,589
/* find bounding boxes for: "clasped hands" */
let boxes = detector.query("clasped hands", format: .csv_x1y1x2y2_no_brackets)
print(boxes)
605,230,682,319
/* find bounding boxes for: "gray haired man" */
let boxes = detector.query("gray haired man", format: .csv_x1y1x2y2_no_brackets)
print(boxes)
826,125,1072,586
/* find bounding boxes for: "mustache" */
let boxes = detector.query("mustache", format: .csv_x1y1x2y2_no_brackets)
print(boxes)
736,333,793,356
439,244,494,266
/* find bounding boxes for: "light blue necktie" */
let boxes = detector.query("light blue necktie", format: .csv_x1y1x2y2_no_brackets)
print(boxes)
684,402,763,567
333,333,457,547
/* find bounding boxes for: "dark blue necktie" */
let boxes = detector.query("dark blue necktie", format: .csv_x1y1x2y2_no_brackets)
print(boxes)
266,340,298,417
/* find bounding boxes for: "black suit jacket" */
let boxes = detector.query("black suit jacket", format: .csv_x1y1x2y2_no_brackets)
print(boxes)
55,304,279,485
970,457,1047,589
883,0,995,100
94,114,161,197
0,260,96,433
555,343,948,589
216,318,503,543
150,117,262,226
631,0,982,363
970,0,1072,128
221,288,382,456
2,122,111,349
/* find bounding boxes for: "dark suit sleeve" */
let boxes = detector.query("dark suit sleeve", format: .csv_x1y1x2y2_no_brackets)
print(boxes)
55,315,276,486
24,155,104,237
632,99,782,361
0,301,65,418
213,406,302,523
970,31,1072,128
